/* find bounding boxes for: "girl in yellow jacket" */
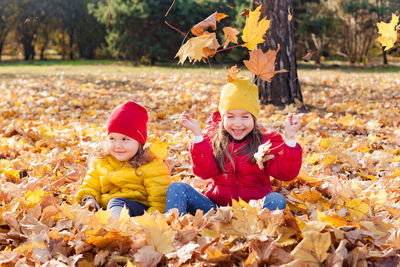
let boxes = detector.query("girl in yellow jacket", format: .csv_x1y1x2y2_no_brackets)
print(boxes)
75,100,171,217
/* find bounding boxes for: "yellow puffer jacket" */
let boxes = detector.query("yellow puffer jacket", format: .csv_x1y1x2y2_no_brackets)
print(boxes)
75,155,171,212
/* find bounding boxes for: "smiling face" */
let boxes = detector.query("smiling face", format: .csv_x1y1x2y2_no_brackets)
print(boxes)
222,109,255,141
107,132,140,161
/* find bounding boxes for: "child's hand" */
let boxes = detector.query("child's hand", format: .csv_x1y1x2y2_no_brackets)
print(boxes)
178,112,202,136
82,198,100,211
284,114,301,140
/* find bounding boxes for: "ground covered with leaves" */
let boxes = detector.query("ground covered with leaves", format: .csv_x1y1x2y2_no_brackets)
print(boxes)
0,65,399,266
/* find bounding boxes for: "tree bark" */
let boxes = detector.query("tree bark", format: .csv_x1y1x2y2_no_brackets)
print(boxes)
253,0,302,106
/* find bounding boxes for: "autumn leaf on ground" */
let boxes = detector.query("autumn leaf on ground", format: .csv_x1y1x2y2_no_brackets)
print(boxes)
222,26,240,48
191,12,228,36
254,140,274,169
242,5,270,50
227,65,240,82
175,32,220,64
243,47,288,82
376,13,399,51
291,231,331,267
134,213,175,254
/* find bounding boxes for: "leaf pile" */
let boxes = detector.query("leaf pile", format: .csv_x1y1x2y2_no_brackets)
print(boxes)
0,68,399,266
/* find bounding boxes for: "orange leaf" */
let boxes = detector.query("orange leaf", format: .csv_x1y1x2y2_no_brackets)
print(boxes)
191,12,228,36
227,65,240,82
243,46,288,82
222,27,240,48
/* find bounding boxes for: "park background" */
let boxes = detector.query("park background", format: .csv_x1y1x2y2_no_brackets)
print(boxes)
0,0,400,65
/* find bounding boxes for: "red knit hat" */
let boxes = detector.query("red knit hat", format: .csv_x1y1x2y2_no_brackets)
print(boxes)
106,100,148,144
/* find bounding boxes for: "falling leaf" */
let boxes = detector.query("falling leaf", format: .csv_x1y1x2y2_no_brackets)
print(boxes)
242,5,270,50
243,47,288,82
227,65,240,82
191,12,228,36
175,32,220,64
302,50,314,62
222,27,240,48
288,7,292,21
376,13,399,51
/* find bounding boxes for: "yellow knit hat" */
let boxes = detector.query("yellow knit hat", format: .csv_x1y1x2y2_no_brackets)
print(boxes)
218,77,260,119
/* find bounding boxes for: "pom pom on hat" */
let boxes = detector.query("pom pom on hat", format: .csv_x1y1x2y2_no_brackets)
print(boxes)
218,77,260,119
106,100,148,144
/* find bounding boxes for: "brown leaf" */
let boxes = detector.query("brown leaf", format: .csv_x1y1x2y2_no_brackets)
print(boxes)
302,50,314,62
134,245,162,267
222,27,240,48
227,65,240,82
243,46,288,82
191,12,228,36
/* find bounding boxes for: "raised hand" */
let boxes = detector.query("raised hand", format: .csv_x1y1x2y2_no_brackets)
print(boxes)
285,114,301,140
178,112,202,136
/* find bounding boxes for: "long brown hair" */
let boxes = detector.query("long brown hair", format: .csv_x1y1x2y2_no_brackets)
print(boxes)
211,116,263,171
90,141,155,175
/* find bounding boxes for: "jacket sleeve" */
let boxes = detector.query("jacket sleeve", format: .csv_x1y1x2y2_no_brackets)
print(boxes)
142,160,171,213
75,160,102,203
190,138,220,179
265,132,303,181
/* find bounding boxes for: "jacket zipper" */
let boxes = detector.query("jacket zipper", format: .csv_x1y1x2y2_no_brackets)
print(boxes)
231,143,239,201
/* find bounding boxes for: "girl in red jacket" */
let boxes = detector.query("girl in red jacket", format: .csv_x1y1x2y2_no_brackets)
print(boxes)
165,77,302,215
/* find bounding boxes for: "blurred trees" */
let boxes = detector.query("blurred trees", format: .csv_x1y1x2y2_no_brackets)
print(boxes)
0,0,399,63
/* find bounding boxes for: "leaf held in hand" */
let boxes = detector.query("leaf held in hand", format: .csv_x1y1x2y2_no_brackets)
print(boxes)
254,140,274,169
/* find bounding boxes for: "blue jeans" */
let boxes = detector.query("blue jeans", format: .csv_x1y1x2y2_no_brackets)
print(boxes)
165,182,217,215
107,198,148,217
165,182,286,215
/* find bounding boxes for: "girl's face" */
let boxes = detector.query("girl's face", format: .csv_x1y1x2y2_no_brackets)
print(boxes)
107,132,140,161
223,109,255,141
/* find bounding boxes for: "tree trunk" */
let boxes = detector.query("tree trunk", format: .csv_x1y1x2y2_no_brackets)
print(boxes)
253,0,302,106
69,28,74,60
382,47,388,65
0,41,3,62
21,34,35,60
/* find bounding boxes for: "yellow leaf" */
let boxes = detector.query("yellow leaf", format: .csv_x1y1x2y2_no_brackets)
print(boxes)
242,5,270,50
317,210,348,228
376,13,399,51
134,213,175,254
346,198,369,220
175,32,220,64
24,189,46,208
305,153,320,165
95,209,112,225
119,206,131,225
291,231,331,267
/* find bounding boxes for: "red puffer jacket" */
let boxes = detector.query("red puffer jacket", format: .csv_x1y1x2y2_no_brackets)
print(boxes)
190,111,302,206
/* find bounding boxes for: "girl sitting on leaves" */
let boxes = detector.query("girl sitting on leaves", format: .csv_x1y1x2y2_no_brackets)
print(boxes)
76,100,171,217
165,77,302,215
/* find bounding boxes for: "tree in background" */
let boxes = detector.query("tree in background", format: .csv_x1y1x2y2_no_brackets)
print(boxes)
295,0,340,64
90,0,230,63
253,0,302,106
0,0,16,62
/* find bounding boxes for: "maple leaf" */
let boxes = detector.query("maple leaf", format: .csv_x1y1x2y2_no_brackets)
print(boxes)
254,140,274,169
191,12,228,36
376,13,399,51
291,231,331,267
134,213,175,254
222,27,240,48
175,32,220,64
242,5,270,50
243,47,288,82
134,245,162,267
227,65,240,82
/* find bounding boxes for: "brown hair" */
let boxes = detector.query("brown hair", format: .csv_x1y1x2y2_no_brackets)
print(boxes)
211,116,263,171
90,141,155,175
